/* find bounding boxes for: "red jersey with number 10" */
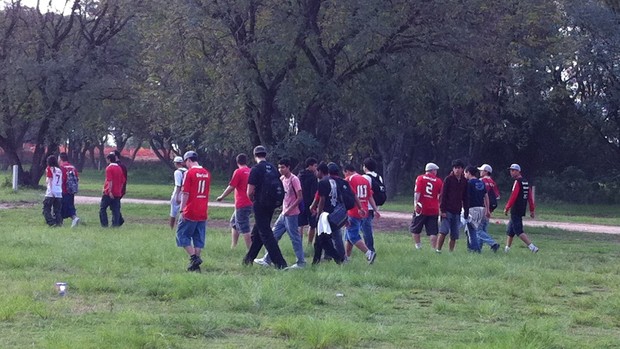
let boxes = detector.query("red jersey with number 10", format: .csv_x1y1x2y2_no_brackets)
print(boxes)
182,166,211,221
414,173,443,215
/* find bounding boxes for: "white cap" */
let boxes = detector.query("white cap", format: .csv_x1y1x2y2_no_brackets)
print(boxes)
477,164,492,173
425,162,439,171
173,156,184,163
509,164,521,171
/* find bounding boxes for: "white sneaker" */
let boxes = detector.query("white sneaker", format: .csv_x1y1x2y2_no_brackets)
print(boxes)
531,246,539,253
71,217,80,228
504,246,510,253
366,250,377,264
415,244,421,250
253,258,271,267
435,249,442,254
284,263,305,270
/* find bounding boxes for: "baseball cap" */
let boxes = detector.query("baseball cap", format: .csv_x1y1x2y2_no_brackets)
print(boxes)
477,164,492,173
508,164,521,171
327,162,340,174
253,145,267,155
425,162,439,171
183,151,198,161
173,156,183,163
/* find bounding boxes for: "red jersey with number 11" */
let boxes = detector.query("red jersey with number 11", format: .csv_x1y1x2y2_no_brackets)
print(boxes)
182,166,211,221
414,173,443,215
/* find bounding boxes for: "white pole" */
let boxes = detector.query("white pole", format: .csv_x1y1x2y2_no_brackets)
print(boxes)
12,165,18,191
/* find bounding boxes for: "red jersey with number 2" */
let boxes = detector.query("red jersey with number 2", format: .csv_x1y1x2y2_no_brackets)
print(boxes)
414,173,443,215
182,166,211,221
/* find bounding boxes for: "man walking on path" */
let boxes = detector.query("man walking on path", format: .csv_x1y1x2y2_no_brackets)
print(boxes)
255,159,306,269
113,150,127,226
298,157,318,245
504,164,539,253
58,152,80,227
242,146,288,269
410,163,443,250
176,151,211,272
464,166,491,253
477,164,500,251
436,159,469,253
100,153,125,228
217,153,253,249
344,164,379,263
169,156,187,229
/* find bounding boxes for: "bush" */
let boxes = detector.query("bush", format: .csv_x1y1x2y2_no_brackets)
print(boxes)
535,167,620,204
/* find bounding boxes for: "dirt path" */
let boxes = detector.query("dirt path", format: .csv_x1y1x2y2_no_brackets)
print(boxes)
70,196,620,235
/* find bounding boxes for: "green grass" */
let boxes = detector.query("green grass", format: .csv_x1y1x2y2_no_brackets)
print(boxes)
0,202,619,348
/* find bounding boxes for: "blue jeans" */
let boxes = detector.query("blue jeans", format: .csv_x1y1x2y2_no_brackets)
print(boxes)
264,214,305,265
478,219,498,248
346,216,364,244
465,223,481,252
331,224,345,260
361,210,375,251
99,195,121,227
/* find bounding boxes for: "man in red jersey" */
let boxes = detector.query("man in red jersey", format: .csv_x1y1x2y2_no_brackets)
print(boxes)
177,151,211,272
343,164,379,264
99,153,126,227
58,152,81,227
217,153,253,249
503,164,538,253
410,163,444,250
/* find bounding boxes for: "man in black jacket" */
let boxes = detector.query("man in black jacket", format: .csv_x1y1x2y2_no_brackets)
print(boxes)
297,157,318,245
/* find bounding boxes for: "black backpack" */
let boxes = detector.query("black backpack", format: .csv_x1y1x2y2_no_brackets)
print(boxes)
66,169,79,194
334,177,356,210
258,163,285,208
367,173,387,206
488,190,498,212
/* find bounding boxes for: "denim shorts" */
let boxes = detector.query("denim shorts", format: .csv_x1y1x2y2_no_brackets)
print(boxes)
506,215,524,237
230,205,252,234
176,219,206,248
345,216,363,244
439,212,461,240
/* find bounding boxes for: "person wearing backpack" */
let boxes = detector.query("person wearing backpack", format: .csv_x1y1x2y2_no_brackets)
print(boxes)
314,162,353,263
361,158,386,254
242,146,288,269
58,152,81,228
254,158,306,269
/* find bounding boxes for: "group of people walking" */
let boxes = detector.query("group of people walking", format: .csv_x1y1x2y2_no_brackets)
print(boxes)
411,160,538,254
172,146,385,272
42,153,81,228
170,146,539,272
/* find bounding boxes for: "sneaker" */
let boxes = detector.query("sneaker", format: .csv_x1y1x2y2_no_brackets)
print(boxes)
253,258,271,267
366,250,377,264
415,244,421,250
284,263,305,270
491,243,500,253
531,246,539,253
504,246,510,253
435,249,442,254
187,255,202,272
71,217,80,228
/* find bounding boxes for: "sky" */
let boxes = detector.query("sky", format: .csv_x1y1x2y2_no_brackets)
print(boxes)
9,0,74,14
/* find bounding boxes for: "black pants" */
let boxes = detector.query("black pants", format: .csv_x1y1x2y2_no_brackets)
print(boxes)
43,197,62,226
100,195,122,227
243,205,287,269
313,232,344,264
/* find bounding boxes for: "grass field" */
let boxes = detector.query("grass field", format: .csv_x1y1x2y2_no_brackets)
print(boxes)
0,201,619,348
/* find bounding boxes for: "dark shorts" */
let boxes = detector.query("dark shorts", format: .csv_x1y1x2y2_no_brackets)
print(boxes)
298,206,317,228
409,214,439,235
506,215,524,237
439,212,461,240
61,194,76,218
230,206,252,234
